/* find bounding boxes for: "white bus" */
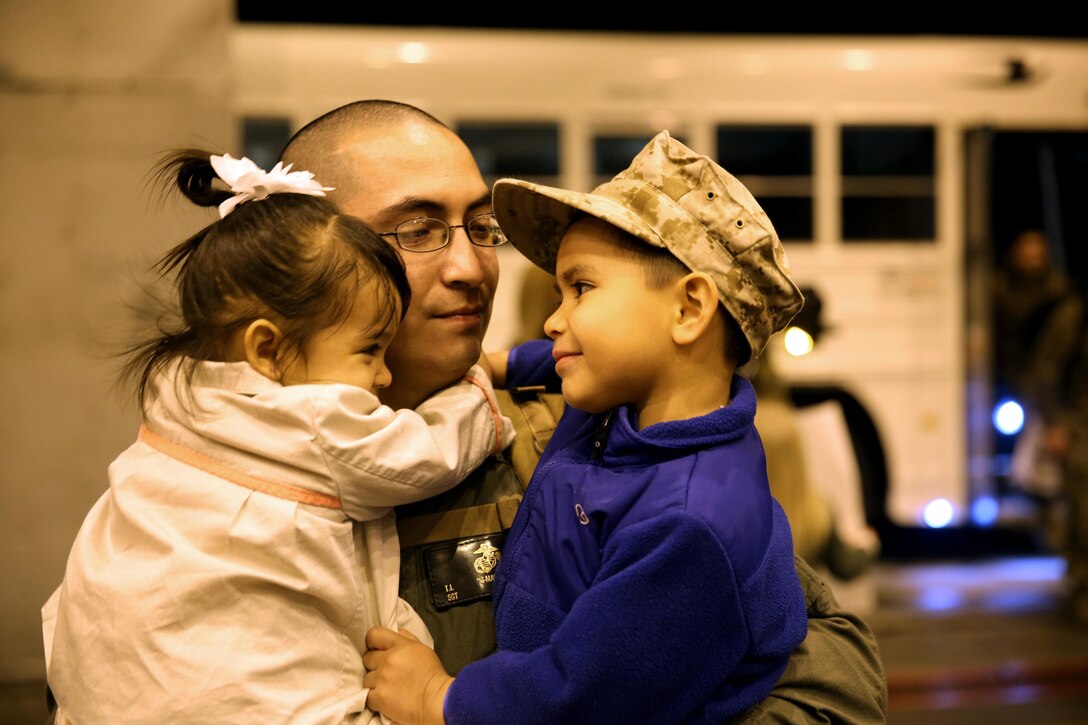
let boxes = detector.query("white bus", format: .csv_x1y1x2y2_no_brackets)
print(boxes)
230,24,1088,553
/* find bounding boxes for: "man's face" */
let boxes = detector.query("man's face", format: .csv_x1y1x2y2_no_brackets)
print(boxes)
331,122,499,408
1010,230,1049,279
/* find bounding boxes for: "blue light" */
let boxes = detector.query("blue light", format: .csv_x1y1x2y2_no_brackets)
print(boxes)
923,498,955,528
993,399,1024,435
971,496,999,526
918,587,963,612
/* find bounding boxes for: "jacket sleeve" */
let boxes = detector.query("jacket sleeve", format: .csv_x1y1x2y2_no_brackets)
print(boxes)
506,339,561,391
729,555,888,724
318,365,516,520
445,513,791,724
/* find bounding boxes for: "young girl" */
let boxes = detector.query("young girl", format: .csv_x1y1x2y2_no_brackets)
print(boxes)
41,151,513,724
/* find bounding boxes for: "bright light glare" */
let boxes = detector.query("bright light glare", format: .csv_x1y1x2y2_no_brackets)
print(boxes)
397,43,429,64
971,496,999,526
923,498,955,528
844,49,873,71
919,587,963,612
993,399,1024,435
783,327,814,357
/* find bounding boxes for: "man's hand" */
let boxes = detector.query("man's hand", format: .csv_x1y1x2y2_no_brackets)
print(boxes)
363,626,453,725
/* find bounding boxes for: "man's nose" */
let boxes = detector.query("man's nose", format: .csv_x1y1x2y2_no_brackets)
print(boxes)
440,227,490,285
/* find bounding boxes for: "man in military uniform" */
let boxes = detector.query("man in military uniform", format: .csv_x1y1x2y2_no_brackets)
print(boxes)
281,100,887,721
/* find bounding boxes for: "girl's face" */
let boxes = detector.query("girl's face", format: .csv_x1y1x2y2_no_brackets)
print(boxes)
544,217,677,417
279,279,399,393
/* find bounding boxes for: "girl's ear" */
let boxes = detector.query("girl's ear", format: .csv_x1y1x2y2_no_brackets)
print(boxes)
243,319,286,382
672,272,720,346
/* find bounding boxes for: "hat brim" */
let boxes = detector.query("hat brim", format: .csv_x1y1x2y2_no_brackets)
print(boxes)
493,174,803,363
493,178,667,276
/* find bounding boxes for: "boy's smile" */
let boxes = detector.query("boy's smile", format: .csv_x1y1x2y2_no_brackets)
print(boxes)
551,349,581,374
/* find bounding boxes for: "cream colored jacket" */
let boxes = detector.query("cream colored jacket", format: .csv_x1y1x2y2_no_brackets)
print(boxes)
43,359,513,725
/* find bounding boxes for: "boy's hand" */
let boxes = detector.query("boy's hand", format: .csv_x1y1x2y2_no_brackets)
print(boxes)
363,626,452,725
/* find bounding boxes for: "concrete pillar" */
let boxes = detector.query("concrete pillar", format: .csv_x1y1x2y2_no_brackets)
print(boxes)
0,0,234,680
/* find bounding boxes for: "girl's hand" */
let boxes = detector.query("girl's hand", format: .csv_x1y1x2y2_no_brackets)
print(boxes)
363,626,452,725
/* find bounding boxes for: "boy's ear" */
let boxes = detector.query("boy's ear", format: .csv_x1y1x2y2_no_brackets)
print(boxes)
243,319,285,381
672,272,720,346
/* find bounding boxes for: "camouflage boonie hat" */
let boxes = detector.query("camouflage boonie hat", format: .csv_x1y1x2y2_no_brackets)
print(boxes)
492,130,804,362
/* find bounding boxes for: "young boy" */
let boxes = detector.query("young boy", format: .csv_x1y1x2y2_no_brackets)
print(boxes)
362,130,808,724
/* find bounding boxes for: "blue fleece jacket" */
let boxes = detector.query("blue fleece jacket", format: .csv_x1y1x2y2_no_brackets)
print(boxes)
443,340,807,724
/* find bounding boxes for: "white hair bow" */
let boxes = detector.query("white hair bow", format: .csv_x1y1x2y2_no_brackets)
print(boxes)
210,153,334,218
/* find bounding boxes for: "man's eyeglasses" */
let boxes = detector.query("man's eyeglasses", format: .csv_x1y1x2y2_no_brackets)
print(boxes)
379,213,508,253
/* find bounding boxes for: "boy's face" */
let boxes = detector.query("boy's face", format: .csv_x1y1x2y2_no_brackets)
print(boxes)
279,278,399,394
545,217,677,415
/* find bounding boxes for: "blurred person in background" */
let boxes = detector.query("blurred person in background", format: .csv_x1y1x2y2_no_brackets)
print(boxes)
994,229,1076,498
992,228,1074,405
749,349,877,580
1021,279,1088,625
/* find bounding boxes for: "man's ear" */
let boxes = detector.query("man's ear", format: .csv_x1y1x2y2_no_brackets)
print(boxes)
672,272,720,346
243,319,285,381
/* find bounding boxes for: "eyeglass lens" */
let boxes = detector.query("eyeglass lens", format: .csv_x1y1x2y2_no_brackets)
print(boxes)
395,214,506,252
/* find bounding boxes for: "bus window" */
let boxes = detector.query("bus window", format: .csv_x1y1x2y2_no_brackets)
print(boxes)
456,122,560,188
841,125,935,242
242,117,293,173
716,125,813,243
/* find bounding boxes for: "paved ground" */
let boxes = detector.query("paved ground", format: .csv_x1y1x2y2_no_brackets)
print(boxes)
6,555,1087,724
834,555,1088,724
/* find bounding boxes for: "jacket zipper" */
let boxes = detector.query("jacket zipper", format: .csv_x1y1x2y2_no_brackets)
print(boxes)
591,408,615,462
